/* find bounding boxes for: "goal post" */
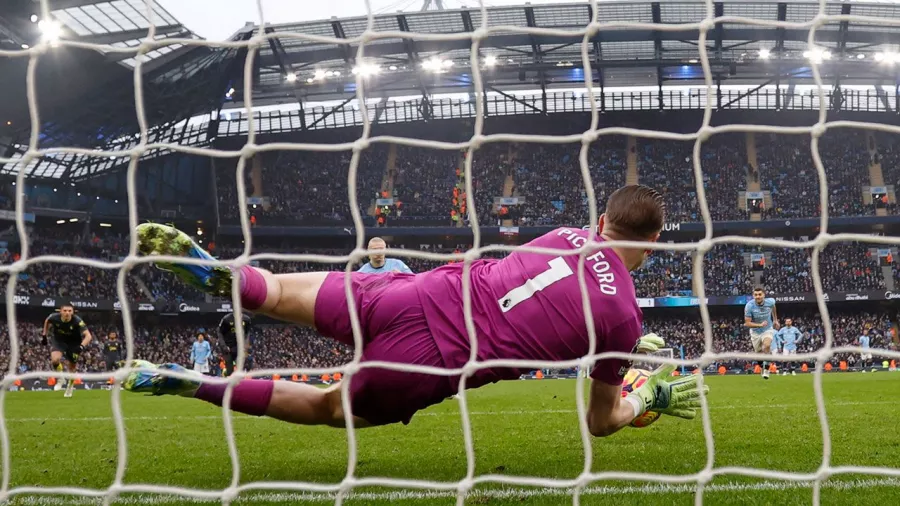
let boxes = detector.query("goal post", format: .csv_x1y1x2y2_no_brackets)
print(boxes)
2,0,900,504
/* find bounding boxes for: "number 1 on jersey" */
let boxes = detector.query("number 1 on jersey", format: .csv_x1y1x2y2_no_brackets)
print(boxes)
498,256,574,313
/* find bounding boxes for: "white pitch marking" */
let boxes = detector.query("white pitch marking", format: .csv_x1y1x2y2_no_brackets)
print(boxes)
7,477,900,504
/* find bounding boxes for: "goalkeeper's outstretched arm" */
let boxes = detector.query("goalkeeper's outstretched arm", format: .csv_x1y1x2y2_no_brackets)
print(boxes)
587,380,641,437
587,363,708,437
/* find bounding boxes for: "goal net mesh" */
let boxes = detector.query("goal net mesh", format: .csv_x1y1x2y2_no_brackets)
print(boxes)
2,0,900,504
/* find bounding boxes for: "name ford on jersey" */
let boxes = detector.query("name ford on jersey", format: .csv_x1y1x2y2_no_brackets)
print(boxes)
179,303,201,312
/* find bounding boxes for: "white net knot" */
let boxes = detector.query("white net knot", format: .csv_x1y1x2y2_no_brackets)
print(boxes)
456,477,474,495
696,468,714,486
463,247,481,263
585,21,601,37
815,467,832,481
221,486,239,504
462,361,481,377
470,28,488,41
578,356,595,374
696,238,714,254
352,138,371,153
581,130,599,145
342,361,361,377
468,134,486,151
699,351,717,367
810,122,827,138
248,35,266,49
816,349,833,364
697,125,713,143
240,143,259,159
698,18,716,34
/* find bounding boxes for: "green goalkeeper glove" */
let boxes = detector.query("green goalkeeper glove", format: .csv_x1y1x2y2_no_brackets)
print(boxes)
625,364,708,419
635,333,665,354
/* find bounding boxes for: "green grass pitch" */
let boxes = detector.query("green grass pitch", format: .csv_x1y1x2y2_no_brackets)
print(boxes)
3,372,900,505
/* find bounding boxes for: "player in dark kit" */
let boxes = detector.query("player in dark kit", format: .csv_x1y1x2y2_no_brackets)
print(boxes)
104,331,124,371
42,303,93,398
124,185,707,438
218,312,253,376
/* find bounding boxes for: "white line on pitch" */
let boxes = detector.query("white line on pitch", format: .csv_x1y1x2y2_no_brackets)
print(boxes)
4,400,896,423
6,477,900,505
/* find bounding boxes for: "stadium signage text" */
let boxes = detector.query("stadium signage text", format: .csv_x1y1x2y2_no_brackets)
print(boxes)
662,223,680,232
41,298,56,308
8,290,900,312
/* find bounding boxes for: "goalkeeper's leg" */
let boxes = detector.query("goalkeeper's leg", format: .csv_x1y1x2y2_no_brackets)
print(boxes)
136,223,325,327
124,362,368,427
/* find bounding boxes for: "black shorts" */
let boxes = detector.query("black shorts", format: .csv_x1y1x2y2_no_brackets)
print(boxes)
50,337,81,362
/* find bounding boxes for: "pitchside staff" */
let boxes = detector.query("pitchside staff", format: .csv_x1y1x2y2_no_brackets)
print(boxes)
104,331,125,371
218,312,253,376
41,303,93,398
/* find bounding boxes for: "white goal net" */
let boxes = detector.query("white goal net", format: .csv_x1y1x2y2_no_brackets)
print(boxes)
2,0,900,504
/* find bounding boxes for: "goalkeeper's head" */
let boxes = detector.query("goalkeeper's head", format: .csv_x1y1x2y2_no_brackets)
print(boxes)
599,185,665,272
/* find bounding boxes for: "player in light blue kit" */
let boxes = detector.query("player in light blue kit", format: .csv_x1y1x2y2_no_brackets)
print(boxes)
190,334,212,374
744,287,779,379
357,237,413,274
859,329,874,372
775,318,802,375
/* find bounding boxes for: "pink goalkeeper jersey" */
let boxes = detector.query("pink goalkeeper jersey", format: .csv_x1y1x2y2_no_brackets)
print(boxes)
414,227,644,388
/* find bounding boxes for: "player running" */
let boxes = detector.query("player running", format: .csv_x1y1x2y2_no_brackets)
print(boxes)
775,318,801,375
357,237,413,274
123,185,706,437
190,334,212,375
218,312,253,376
41,303,93,398
743,287,779,379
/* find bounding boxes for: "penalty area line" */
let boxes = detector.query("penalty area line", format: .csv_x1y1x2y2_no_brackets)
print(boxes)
8,477,900,504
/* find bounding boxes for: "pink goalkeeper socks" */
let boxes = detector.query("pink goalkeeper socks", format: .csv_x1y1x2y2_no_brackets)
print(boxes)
194,379,274,417
238,265,267,311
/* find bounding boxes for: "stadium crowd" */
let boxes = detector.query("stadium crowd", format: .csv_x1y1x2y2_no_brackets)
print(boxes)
654,308,896,367
2,307,894,377
214,131,886,227
1,229,890,300
1,321,353,377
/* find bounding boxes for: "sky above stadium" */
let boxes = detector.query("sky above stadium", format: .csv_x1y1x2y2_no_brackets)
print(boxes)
157,0,577,41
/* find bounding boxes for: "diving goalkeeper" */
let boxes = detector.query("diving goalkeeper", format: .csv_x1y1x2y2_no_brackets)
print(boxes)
125,185,706,436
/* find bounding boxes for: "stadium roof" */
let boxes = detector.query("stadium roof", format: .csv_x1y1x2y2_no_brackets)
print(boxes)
6,0,900,180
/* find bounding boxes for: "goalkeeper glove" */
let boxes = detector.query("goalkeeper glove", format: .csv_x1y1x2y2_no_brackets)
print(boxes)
625,364,708,419
635,333,665,354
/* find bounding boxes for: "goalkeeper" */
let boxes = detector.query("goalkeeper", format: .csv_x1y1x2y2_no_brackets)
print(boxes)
124,185,707,436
